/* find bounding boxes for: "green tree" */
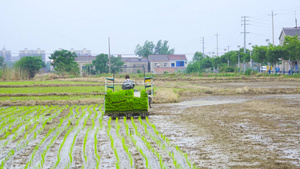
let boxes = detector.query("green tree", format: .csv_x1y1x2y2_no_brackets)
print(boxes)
14,56,44,78
283,35,300,61
0,56,4,66
192,52,205,62
110,56,124,73
92,54,109,74
134,40,175,58
49,49,79,75
154,40,175,55
187,52,212,73
92,54,124,74
252,45,268,64
267,45,288,66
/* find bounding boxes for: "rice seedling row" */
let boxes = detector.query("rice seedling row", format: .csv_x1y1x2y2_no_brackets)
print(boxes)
0,104,196,169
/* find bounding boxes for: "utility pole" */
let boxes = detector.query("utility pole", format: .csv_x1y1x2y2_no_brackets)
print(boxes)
226,46,230,66
241,16,249,72
215,33,219,56
108,37,111,74
269,11,277,46
296,11,298,28
200,37,205,55
241,16,250,54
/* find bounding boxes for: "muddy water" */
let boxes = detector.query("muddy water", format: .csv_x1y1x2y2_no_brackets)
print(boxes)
149,95,300,168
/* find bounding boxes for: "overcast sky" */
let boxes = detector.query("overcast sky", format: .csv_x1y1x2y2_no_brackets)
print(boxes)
1,0,300,61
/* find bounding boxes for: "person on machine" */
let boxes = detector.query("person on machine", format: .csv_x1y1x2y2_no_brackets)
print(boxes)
122,75,135,90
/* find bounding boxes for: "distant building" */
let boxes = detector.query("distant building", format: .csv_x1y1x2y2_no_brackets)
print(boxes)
70,48,91,56
74,55,96,75
279,27,300,45
0,48,12,63
19,48,46,63
148,55,188,74
121,56,149,73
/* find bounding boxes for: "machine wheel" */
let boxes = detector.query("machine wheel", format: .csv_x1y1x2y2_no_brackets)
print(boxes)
111,113,117,120
141,112,146,119
126,112,132,119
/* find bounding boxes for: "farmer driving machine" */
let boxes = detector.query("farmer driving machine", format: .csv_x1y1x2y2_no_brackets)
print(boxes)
104,65,154,119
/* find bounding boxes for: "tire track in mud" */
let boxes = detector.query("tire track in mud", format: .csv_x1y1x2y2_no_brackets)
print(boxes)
3,107,70,169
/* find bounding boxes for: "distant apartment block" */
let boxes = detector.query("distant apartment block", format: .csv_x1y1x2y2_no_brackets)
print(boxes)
19,48,46,62
70,48,91,56
55,48,92,56
0,48,12,63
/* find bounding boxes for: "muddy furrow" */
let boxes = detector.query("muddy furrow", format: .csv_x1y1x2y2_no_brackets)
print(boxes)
73,127,86,168
98,119,116,169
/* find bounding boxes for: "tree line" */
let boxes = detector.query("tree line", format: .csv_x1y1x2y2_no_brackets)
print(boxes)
187,35,300,73
2,36,299,78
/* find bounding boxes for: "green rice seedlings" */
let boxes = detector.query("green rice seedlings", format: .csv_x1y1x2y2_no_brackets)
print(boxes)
145,117,195,169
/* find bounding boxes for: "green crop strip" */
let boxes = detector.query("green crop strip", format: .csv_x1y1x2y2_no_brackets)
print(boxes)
0,86,104,94
0,81,99,86
0,95,104,102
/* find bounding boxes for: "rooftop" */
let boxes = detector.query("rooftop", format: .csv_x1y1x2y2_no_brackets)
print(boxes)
148,55,187,62
75,55,96,62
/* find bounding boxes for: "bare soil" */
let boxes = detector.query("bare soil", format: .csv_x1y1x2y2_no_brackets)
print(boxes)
149,94,300,168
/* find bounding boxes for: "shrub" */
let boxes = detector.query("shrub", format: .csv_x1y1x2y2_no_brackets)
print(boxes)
220,66,235,72
245,68,252,76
